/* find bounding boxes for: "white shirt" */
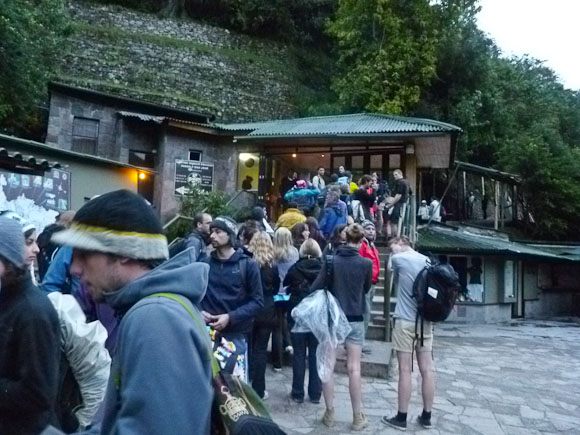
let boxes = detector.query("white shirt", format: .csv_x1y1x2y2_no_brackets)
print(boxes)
312,175,325,190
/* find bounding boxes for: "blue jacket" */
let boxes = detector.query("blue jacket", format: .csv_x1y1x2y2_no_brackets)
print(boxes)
43,248,214,435
201,249,263,334
319,201,348,238
284,186,319,208
41,245,79,294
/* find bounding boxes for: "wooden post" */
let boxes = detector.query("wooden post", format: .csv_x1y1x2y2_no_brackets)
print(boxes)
500,182,505,229
462,170,467,218
494,181,500,230
513,185,518,222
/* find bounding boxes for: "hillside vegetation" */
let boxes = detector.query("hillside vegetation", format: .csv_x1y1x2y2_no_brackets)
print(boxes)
2,0,580,240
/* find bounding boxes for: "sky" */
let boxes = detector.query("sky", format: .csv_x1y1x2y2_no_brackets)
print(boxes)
476,0,580,90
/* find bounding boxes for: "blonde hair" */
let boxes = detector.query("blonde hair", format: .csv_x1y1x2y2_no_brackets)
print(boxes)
273,227,298,262
248,231,274,268
299,239,322,259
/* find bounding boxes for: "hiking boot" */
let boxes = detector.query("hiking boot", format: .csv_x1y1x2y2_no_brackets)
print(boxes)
417,414,432,428
352,412,369,431
322,408,335,427
381,415,407,431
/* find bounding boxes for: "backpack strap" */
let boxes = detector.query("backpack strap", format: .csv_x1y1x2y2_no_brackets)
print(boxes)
147,292,220,376
239,257,248,292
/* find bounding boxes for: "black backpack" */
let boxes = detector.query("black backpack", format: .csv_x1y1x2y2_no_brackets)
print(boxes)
412,260,460,344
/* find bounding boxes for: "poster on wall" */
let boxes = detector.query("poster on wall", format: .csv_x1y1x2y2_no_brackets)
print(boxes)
237,153,259,191
174,160,214,194
0,168,71,232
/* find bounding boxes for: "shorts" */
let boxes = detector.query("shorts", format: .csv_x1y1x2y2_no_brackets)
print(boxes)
388,204,402,222
345,321,364,346
392,319,433,353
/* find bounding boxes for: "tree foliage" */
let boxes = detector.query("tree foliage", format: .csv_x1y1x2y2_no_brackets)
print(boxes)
0,0,68,132
327,0,439,113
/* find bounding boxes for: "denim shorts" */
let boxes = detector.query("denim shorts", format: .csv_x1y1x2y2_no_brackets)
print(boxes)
345,321,365,346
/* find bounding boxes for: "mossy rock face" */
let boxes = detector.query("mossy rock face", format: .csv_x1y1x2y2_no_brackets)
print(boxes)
60,0,331,121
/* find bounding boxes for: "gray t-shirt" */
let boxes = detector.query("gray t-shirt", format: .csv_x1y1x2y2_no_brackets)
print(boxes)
392,249,430,323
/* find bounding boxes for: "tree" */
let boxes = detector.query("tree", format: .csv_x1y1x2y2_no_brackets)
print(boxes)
326,0,439,113
0,0,68,133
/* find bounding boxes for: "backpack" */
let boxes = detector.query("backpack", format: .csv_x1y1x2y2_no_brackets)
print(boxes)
168,237,187,258
412,260,460,344
56,351,83,433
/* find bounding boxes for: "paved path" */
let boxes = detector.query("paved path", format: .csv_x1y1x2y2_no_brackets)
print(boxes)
265,318,580,434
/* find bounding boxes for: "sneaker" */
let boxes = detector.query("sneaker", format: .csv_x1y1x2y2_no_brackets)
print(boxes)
262,391,270,401
290,395,304,404
322,408,335,427
352,412,369,431
381,415,407,431
310,397,321,404
273,366,282,373
417,415,432,428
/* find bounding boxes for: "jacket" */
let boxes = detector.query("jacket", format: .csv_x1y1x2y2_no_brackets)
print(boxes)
43,248,214,435
47,293,111,429
184,230,210,262
276,208,306,229
319,201,348,238
254,263,280,327
311,245,372,321
0,276,61,435
284,187,320,208
201,248,264,334
359,239,380,284
283,257,322,313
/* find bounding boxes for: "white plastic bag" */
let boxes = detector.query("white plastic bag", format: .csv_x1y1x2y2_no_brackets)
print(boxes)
291,289,351,382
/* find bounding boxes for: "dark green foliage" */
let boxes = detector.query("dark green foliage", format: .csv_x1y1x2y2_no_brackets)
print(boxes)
0,0,69,133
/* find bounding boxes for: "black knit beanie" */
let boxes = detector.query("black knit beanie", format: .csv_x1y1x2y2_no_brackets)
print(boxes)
210,216,238,246
52,190,168,260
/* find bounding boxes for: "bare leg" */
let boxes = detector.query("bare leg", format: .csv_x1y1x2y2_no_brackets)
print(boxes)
396,351,412,413
417,351,435,412
346,342,363,415
322,346,336,411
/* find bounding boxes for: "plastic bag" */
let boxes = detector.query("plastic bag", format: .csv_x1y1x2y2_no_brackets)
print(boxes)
291,289,351,383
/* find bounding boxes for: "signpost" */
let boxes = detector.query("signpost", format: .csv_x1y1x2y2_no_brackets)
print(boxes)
174,160,214,195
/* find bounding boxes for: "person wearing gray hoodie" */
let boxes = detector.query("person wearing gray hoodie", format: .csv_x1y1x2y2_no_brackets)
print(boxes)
41,190,213,435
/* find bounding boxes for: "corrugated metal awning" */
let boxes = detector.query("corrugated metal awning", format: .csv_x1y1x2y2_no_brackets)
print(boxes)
212,113,462,137
0,147,62,173
118,111,165,124
417,226,570,262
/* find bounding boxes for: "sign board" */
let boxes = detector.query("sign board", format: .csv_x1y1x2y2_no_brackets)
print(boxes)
174,160,214,195
0,168,71,211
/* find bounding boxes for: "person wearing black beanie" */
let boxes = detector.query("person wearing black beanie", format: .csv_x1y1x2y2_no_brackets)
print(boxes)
45,190,213,435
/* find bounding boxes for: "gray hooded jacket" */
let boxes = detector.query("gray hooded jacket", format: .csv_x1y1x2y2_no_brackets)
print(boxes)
43,248,213,435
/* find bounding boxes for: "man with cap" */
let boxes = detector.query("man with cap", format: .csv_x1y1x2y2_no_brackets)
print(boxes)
359,220,381,354
42,189,213,435
0,217,61,434
417,199,430,223
201,216,263,379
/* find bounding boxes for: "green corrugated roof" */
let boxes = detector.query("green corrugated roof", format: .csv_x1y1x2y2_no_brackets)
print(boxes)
213,113,462,137
417,226,571,261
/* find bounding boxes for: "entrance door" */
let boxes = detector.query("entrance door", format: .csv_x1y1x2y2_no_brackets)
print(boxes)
331,151,404,182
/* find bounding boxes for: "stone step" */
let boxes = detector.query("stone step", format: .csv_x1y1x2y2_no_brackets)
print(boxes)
335,340,393,379
366,324,386,341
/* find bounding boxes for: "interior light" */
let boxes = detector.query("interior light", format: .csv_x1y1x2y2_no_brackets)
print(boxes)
139,172,146,180
292,153,297,158
321,154,325,157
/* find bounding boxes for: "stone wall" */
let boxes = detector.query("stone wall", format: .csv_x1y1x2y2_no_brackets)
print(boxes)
61,0,302,122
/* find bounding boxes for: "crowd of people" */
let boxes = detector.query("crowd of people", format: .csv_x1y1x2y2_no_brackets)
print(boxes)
0,165,438,434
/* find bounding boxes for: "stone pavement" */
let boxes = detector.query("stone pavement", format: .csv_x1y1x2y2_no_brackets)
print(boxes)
264,318,580,434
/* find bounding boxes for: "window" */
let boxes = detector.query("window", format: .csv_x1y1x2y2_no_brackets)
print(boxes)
443,255,485,303
72,117,99,155
129,150,155,169
188,150,202,161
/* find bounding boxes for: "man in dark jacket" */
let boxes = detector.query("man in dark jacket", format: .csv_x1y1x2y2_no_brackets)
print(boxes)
184,212,212,261
42,190,213,435
201,216,263,379
0,217,61,435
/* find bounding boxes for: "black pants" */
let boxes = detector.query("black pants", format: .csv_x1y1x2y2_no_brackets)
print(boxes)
291,332,321,401
251,324,273,398
272,306,291,368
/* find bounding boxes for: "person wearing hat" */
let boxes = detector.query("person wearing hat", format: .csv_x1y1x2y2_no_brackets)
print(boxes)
43,190,213,435
359,220,380,354
201,216,263,379
418,199,430,223
0,217,61,434
276,201,307,230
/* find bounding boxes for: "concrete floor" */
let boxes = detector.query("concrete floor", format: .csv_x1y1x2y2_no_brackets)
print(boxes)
265,317,580,434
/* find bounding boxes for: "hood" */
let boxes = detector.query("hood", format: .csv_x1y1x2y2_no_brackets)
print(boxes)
209,247,248,264
104,248,209,313
295,257,322,281
336,245,360,257
329,201,347,216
